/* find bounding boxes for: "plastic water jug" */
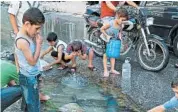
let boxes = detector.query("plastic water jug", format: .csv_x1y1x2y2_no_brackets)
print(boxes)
121,57,131,94
106,39,121,58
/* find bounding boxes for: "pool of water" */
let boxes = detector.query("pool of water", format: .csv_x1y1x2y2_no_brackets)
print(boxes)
40,70,142,112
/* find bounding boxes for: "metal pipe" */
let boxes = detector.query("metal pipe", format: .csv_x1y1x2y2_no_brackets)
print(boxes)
141,28,151,56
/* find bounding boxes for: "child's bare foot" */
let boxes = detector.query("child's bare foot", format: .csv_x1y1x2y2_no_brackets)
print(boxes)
103,71,109,77
40,93,50,101
110,70,120,75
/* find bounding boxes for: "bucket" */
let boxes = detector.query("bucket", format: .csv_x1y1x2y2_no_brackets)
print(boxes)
106,39,121,58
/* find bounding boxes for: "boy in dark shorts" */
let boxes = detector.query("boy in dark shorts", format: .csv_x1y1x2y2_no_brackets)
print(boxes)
40,32,73,70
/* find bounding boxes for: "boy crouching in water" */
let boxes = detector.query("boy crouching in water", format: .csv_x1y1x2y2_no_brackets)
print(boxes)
15,8,45,111
66,40,96,72
41,32,73,70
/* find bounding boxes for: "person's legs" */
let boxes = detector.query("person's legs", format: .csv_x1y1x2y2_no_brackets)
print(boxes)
57,45,64,63
110,58,120,75
37,74,50,101
87,48,97,71
51,51,61,63
51,51,65,69
19,73,40,112
103,54,109,77
87,48,94,67
71,56,76,67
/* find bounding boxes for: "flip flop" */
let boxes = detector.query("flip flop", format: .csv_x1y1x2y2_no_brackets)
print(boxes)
175,64,178,68
58,65,68,70
110,70,120,75
70,66,77,72
88,66,97,71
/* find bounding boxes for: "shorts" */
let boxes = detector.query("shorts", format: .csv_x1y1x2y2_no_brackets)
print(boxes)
51,51,71,63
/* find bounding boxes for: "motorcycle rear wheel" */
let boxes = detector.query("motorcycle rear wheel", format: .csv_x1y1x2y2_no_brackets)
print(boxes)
137,38,169,72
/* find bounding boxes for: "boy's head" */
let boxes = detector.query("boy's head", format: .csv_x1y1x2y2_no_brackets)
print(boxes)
71,41,82,52
46,32,58,46
171,77,178,98
22,8,45,38
116,8,128,23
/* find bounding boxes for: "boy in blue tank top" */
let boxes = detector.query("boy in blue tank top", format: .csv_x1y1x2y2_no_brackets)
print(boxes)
100,8,128,77
14,8,45,112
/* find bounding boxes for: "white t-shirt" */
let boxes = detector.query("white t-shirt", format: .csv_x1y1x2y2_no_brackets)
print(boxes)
8,1,41,29
52,40,67,52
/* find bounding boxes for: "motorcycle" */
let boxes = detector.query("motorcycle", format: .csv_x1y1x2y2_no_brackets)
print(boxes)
83,8,169,72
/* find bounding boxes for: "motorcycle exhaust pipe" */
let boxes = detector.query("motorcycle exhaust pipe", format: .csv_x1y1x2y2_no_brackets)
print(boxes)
84,39,102,49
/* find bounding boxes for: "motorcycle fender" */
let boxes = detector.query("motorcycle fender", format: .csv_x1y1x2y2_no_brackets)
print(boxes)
147,34,164,41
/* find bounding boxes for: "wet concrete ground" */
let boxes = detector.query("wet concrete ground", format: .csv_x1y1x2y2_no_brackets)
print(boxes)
1,2,178,112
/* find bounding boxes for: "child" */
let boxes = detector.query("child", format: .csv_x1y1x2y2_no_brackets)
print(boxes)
66,40,96,71
40,32,71,70
1,54,50,101
15,8,45,111
100,8,128,77
148,77,178,112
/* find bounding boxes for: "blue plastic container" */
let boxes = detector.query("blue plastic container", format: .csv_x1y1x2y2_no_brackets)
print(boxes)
106,39,121,58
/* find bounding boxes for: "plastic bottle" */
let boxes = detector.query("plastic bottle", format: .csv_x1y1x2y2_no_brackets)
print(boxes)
121,57,131,94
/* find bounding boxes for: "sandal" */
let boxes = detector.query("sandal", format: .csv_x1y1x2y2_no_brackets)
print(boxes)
175,64,178,68
58,65,68,70
70,66,77,72
110,70,120,75
88,66,97,71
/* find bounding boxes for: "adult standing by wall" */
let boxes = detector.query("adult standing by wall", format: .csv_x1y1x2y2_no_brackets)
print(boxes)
100,1,139,24
8,1,41,36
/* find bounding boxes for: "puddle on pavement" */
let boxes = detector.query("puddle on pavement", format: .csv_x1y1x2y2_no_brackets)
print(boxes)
61,73,89,89
41,71,142,112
